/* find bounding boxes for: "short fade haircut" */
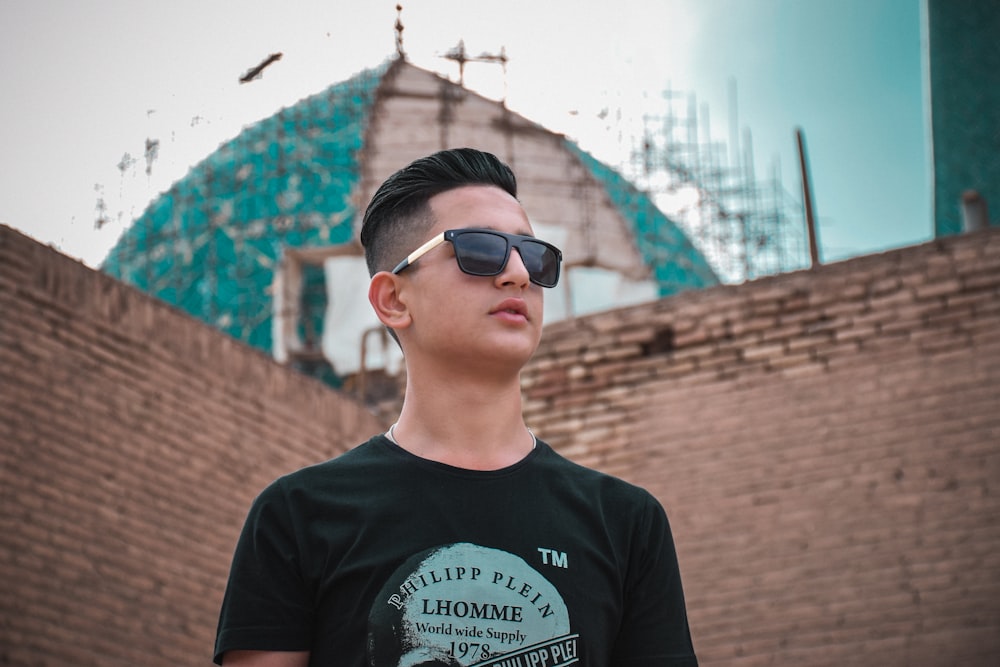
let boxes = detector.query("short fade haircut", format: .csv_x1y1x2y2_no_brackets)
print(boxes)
360,148,518,276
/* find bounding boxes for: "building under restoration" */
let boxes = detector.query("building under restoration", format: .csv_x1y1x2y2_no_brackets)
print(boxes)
101,55,720,397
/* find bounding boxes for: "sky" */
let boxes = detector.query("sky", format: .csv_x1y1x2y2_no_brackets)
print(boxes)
0,0,930,272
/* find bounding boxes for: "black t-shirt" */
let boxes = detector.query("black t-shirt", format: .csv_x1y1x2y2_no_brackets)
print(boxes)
215,436,697,666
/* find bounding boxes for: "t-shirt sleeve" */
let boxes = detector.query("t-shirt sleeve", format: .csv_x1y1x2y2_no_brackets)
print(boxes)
214,479,314,664
610,492,698,666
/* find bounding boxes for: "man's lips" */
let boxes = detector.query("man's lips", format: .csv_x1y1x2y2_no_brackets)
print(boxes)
490,298,528,320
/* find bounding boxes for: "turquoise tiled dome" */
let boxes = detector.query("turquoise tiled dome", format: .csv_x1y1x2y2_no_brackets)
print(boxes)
103,63,388,351
102,59,717,363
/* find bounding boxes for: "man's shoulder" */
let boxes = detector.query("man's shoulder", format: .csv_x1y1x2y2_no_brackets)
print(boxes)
244,436,395,513
536,440,658,504
272,435,389,487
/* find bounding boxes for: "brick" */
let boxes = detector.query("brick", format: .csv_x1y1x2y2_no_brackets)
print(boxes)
766,350,814,369
785,331,834,353
728,315,776,337
742,341,786,362
615,325,660,345
868,287,916,310
870,275,903,295
962,270,1000,291
673,327,712,348
777,358,828,378
914,278,963,300
819,300,867,320
835,323,880,343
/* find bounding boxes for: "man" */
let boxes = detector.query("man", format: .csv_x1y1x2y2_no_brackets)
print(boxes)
215,148,697,666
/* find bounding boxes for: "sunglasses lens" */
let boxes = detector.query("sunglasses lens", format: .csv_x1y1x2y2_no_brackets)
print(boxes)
454,232,508,275
451,231,561,287
520,241,560,287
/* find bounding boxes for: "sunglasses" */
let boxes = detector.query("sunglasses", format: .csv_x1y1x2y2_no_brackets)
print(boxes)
391,228,563,288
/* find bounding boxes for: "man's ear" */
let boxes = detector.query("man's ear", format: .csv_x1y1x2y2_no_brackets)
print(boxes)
368,271,412,331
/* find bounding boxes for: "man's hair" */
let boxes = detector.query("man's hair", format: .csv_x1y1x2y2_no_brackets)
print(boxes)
360,148,518,276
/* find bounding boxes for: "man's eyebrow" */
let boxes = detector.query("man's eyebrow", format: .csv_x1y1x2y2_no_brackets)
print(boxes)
474,225,536,237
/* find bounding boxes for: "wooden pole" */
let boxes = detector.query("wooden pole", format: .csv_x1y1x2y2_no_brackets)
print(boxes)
796,127,820,267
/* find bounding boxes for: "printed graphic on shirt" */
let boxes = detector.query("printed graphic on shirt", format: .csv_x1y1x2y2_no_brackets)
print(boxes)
368,542,579,667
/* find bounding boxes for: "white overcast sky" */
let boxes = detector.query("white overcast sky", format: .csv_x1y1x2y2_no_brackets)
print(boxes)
0,0,929,269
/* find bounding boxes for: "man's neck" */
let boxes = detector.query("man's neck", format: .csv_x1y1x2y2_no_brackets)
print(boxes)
391,369,534,471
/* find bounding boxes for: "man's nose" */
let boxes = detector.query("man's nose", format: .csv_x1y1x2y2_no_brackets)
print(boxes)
496,247,531,287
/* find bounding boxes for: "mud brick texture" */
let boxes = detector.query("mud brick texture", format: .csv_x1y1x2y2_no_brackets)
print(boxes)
2,224,1000,666
523,227,1000,666
0,225,384,666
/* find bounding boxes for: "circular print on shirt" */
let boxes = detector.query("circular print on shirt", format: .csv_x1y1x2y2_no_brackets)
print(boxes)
368,543,578,667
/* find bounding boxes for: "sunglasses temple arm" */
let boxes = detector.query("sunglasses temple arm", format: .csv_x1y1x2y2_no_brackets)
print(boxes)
391,233,447,274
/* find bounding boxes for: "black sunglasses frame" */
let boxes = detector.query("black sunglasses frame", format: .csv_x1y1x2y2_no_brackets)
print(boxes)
391,228,563,288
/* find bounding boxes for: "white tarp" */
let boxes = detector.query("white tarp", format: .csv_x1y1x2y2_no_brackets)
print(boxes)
322,256,403,375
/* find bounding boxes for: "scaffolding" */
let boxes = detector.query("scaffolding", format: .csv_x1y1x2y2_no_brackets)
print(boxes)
612,84,809,284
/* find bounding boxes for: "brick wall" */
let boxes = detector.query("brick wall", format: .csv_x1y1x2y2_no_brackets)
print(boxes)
523,228,1000,666
4,223,999,666
0,225,385,666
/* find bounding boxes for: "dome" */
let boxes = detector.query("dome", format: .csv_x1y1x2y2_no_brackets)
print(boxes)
103,62,389,352
102,57,718,383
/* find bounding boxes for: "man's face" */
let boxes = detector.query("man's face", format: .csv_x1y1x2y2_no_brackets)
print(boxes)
394,185,546,375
